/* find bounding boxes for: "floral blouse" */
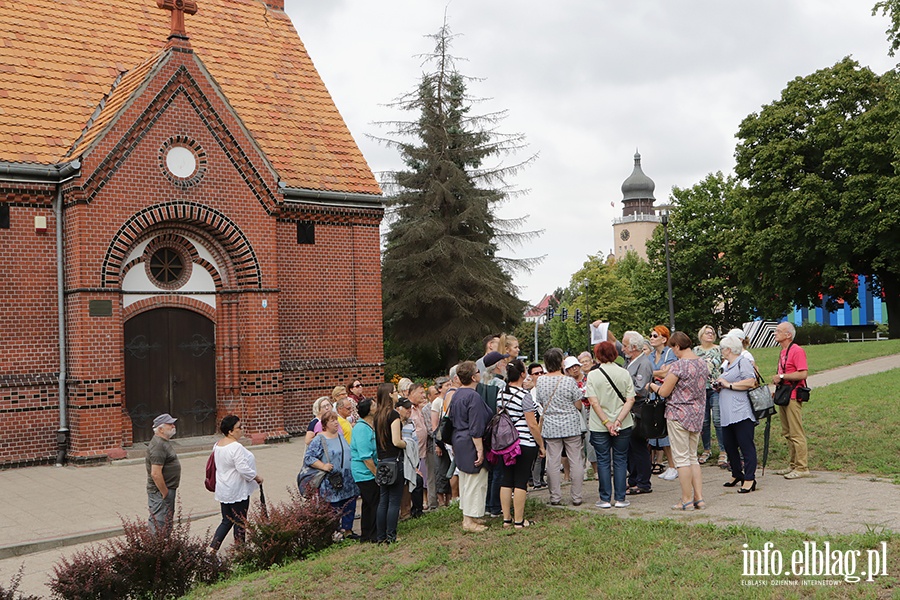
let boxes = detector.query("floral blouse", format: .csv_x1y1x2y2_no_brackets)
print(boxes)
663,358,707,433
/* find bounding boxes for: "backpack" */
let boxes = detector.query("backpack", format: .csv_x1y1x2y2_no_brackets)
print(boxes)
485,390,523,466
485,410,519,453
204,450,216,492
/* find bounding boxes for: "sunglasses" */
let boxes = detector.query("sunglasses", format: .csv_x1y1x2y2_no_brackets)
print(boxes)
352,383,362,388
650,333,661,338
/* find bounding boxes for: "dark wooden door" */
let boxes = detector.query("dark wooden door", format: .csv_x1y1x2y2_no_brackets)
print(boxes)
125,308,216,443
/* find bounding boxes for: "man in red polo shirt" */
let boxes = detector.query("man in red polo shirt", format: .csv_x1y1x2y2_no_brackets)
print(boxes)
771,322,811,479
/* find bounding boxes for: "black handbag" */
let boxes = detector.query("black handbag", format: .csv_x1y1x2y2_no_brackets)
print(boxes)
635,398,667,439
773,383,792,406
375,454,401,486
436,399,454,444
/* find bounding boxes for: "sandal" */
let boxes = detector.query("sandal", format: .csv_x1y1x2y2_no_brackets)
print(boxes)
651,463,665,475
671,501,694,511
693,499,707,510
514,519,534,529
502,519,513,528
698,450,711,464
717,453,729,469
626,487,652,495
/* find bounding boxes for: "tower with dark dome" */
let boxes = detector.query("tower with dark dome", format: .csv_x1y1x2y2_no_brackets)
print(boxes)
612,151,660,260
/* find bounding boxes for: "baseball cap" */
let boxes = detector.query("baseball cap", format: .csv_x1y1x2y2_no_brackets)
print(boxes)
482,351,510,368
152,413,177,428
563,356,581,371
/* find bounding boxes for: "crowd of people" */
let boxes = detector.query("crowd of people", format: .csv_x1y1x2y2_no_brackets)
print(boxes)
146,323,809,547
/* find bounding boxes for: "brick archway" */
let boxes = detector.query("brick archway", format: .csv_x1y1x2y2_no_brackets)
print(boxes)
101,200,262,289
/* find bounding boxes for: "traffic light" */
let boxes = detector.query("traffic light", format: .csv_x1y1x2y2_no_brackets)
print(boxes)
575,309,582,324
547,306,555,320
561,307,568,321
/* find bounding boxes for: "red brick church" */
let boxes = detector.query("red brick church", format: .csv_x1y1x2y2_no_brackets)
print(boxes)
0,0,384,467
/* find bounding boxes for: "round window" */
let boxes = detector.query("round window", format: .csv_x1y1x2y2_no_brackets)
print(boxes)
149,247,185,286
165,145,197,178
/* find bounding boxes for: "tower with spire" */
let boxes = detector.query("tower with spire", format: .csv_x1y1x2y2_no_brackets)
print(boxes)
612,150,660,261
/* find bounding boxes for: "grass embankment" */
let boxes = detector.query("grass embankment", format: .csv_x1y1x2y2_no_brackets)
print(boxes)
185,503,899,600
185,342,900,600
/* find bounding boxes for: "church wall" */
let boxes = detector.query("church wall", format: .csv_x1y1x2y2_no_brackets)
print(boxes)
0,186,62,467
276,217,384,435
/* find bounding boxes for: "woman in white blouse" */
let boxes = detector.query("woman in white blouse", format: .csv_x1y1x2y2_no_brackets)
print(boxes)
210,415,263,552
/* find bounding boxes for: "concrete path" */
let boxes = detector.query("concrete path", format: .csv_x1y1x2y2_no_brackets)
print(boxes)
2,354,899,598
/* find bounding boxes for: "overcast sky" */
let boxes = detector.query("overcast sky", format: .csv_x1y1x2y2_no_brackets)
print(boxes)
283,0,896,308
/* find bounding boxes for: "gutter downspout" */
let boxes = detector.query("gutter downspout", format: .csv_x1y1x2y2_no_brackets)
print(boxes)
54,186,68,466
53,161,79,466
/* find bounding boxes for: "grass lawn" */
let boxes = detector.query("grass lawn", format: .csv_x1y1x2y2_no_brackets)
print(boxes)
750,339,900,380
752,369,900,479
185,502,900,600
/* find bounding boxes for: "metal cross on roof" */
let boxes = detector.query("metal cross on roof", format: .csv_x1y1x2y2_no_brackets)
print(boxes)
157,0,198,40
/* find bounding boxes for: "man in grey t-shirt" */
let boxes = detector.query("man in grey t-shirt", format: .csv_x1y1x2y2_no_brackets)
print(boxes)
146,413,181,533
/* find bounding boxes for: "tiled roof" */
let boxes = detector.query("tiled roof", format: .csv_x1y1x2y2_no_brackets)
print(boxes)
0,0,381,195
524,293,555,318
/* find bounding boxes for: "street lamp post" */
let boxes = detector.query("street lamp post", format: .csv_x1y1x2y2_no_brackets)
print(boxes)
661,211,675,332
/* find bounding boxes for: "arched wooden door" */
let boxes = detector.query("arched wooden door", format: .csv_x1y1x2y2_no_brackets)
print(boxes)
125,308,216,443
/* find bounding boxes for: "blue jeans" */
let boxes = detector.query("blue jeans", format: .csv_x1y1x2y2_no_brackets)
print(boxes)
211,497,250,550
376,476,404,543
332,496,357,532
590,428,632,503
702,388,723,452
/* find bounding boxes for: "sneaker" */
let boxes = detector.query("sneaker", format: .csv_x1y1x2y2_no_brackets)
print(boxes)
614,500,630,508
660,467,678,481
784,470,812,479
773,468,793,475
595,500,612,509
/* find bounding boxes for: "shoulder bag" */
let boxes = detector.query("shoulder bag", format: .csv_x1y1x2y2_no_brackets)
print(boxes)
204,448,216,492
296,434,331,494
374,451,402,486
748,362,775,419
436,396,454,444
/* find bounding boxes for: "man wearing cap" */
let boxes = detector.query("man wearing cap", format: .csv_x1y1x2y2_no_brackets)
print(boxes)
146,413,181,533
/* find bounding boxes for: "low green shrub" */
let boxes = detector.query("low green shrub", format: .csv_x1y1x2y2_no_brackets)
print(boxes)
230,489,339,570
50,512,229,600
794,323,843,345
0,567,41,600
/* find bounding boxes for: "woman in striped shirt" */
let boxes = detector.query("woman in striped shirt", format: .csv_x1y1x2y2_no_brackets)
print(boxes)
498,359,545,528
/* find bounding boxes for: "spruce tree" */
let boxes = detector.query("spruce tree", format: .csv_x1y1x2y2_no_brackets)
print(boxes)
379,20,535,367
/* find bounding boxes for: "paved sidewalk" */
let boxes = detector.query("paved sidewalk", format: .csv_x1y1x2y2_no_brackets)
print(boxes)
2,354,899,598
806,353,900,388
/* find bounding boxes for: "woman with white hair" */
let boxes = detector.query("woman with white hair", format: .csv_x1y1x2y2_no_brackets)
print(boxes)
304,396,333,445
715,336,759,493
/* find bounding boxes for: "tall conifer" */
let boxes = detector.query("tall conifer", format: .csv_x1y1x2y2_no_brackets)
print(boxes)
379,19,535,366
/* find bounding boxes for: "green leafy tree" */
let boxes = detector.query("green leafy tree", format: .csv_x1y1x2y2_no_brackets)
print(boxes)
612,251,662,334
733,58,900,337
644,172,755,336
379,20,536,368
874,0,900,55
549,254,637,353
